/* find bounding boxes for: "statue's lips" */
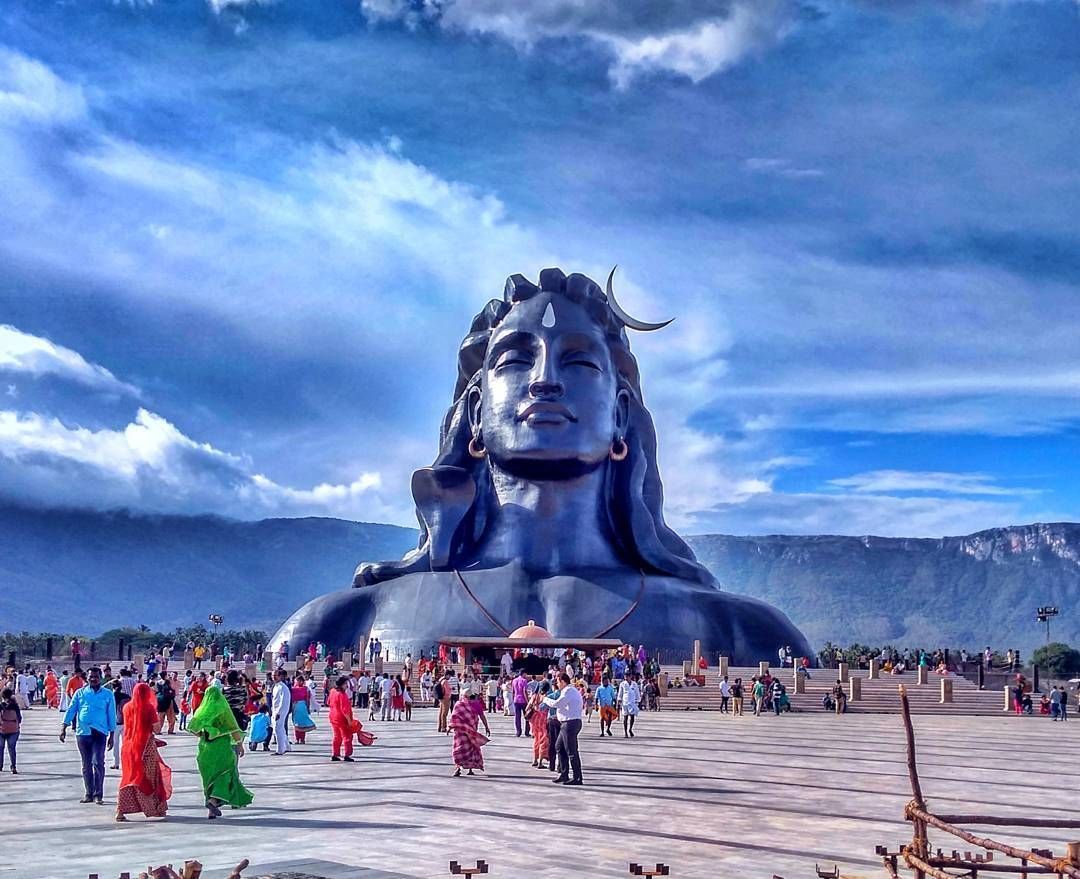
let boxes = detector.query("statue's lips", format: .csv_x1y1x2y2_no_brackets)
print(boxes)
517,401,577,425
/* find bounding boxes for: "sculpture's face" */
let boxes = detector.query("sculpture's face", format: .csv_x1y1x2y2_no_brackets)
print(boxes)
477,293,624,470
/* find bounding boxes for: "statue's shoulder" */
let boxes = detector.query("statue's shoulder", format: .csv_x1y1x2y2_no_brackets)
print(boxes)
359,570,463,597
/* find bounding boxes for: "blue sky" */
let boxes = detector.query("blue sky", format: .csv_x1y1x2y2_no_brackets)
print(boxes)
1,0,1079,536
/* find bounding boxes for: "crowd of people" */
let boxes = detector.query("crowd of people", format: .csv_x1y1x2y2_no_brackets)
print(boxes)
4,635,1072,820
1,641,668,804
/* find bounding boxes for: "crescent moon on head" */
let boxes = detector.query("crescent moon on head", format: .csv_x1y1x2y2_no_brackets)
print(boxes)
606,266,674,332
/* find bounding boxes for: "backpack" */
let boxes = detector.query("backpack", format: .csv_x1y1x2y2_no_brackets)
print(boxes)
433,681,445,701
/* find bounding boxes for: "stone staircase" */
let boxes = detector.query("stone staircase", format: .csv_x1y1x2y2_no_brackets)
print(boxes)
656,664,1008,715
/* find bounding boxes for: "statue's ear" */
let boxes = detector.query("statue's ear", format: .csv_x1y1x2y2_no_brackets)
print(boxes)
614,387,630,436
467,383,483,435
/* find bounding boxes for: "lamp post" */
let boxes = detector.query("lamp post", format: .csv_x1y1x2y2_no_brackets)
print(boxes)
208,613,224,640
1035,606,1059,644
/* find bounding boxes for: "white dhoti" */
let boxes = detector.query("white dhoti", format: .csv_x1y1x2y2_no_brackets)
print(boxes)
272,714,291,754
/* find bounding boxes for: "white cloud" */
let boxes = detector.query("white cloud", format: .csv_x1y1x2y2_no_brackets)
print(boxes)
0,324,141,397
0,408,407,522
0,49,87,125
693,490,1030,538
744,157,824,179
606,4,796,89
362,0,801,87
828,469,1030,497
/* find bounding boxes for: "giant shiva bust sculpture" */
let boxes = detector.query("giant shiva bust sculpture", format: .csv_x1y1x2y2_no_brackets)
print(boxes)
271,268,810,664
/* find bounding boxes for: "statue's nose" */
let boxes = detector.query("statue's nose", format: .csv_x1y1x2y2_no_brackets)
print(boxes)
528,379,564,398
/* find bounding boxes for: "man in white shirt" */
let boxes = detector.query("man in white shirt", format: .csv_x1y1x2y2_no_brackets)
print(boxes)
719,675,731,714
16,668,35,709
356,673,370,710
542,672,584,786
380,674,394,721
483,676,498,712
617,673,641,738
271,669,292,755
500,650,514,678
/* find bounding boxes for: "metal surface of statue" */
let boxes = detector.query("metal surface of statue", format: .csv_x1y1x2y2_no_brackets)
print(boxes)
271,268,811,663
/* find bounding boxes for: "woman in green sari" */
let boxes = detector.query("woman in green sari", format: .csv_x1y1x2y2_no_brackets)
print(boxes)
188,685,253,819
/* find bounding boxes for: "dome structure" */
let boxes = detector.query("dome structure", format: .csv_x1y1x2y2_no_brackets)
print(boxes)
508,620,551,640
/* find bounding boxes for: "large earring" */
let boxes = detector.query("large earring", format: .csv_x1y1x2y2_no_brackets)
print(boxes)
468,433,487,459
610,436,628,461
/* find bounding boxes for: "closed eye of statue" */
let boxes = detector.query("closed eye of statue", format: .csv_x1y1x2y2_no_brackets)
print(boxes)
494,350,534,370
562,354,602,371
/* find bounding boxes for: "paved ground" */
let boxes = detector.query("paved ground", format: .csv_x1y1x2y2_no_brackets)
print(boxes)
1,705,1078,879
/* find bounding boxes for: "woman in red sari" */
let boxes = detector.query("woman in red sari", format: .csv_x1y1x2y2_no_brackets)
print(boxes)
190,673,209,714
116,682,172,821
449,691,490,777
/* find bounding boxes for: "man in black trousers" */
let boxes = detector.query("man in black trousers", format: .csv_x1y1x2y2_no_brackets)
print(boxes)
543,672,583,786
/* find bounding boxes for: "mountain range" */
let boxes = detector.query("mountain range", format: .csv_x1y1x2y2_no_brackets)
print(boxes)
1,502,1077,652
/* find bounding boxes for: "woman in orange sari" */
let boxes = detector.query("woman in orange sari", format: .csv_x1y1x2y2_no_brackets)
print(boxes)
526,682,551,769
116,682,172,821
44,668,60,709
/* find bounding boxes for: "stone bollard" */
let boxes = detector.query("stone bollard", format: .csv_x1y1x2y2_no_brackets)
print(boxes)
868,658,879,680
917,665,928,685
849,676,862,701
758,660,770,677
838,662,849,683
940,678,953,704
184,650,194,670
341,651,353,671
693,639,702,671
1003,685,1012,712
134,653,145,675
718,655,729,676
793,672,806,694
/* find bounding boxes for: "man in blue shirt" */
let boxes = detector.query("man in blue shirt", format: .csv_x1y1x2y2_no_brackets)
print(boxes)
595,676,617,737
60,667,116,804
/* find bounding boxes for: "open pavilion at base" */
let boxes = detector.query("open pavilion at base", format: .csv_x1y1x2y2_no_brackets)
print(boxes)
4,705,1079,879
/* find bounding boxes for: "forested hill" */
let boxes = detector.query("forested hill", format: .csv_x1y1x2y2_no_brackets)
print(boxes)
1,503,1077,651
0,504,416,634
686,525,1080,651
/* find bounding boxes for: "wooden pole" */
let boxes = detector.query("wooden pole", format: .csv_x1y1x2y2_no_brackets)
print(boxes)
908,807,1080,879
898,684,929,879
933,815,1080,829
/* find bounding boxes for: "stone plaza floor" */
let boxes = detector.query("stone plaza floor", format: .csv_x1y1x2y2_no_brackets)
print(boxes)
1,704,1078,879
